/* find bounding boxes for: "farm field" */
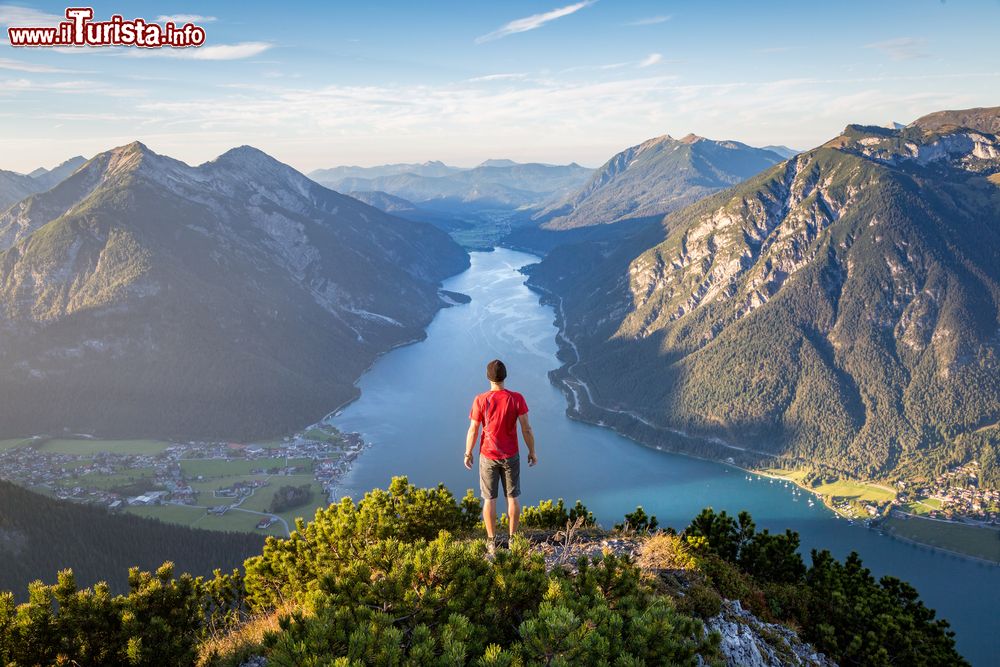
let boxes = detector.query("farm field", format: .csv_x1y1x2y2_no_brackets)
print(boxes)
884,515,1000,563
130,467,326,537
77,468,158,491
126,503,206,527
0,438,34,451
180,457,310,479
905,497,945,515
37,439,170,456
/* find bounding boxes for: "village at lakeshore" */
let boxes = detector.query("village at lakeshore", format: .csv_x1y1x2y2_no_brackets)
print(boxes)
0,424,366,539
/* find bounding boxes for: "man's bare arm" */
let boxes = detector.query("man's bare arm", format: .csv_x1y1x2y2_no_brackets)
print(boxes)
464,419,480,469
519,414,537,466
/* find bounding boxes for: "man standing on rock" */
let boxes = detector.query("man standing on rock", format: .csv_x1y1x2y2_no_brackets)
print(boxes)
464,359,537,551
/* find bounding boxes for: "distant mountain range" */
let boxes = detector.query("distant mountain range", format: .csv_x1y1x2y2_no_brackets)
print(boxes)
526,107,1000,485
0,142,468,440
310,159,592,211
0,156,86,210
311,160,460,183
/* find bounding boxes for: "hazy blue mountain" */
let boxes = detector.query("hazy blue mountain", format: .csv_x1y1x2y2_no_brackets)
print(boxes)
0,170,39,211
28,155,88,190
0,142,468,440
0,156,89,214
762,145,801,159
477,158,520,168
311,160,592,210
310,160,459,183
526,109,1000,484
347,190,421,214
347,190,475,236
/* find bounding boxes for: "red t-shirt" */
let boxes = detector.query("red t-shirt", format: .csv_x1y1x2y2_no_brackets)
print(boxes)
470,389,528,460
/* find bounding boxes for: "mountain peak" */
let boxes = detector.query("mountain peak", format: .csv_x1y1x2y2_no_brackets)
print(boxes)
118,140,151,155
478,158,519,168
680,133,704,144
212,145,292,172
219,144,269,160
99,141,158,178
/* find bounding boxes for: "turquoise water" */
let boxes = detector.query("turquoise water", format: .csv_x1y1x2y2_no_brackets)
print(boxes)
333,248,999,665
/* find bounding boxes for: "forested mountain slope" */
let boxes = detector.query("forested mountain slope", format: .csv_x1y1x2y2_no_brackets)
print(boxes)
0,480,263,599
527,110,1000,483
0,142,468,440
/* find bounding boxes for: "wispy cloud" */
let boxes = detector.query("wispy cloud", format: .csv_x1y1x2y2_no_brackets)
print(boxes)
124,42,272,61
637,53,662,68
0,57,79,73
866,37,928,61
468,72,529,82
155,14,218,24
0,77,142,97
626,15,670,26
475,1,595,43
0,4,61,26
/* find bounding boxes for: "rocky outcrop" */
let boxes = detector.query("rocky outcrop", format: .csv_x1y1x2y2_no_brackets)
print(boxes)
703,600,836,667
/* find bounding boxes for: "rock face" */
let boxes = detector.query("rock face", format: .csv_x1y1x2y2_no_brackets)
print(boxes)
526,109,1000,481
0,142,469,440
704,600,836,667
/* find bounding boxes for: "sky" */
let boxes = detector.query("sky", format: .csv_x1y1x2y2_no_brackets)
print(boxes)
1,0,999,173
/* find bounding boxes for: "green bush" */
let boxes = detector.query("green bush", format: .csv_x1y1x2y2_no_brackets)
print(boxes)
244,476,481,609
264,537,719,666
683,508,966,666
614,506,658,533
0,482,968,667
677,581,723,619
520,498,595,529
0,563,232,667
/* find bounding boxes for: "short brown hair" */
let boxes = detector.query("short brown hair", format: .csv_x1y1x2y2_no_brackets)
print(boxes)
486,359,507,383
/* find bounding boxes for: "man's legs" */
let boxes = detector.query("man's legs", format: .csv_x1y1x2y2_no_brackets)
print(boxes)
503,454,522,539
482,497,497,540
480,456,501,546
507,496,520,537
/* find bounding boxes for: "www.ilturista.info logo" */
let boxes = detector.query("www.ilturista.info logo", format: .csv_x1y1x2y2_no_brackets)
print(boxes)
7,7,206,48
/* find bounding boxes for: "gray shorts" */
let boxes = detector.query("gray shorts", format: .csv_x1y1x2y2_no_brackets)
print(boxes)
479,454,520,499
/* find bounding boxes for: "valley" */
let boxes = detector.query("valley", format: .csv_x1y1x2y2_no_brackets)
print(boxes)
1,108,999,665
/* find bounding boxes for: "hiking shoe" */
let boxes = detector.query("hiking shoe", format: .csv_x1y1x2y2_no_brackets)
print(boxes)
486,537,497,556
